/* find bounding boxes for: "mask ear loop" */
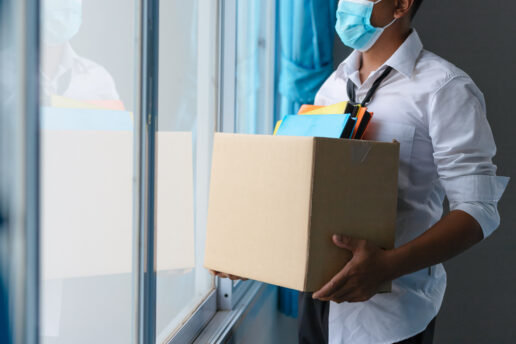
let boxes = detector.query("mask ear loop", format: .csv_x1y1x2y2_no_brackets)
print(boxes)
371,0,398,29
381,17,397,29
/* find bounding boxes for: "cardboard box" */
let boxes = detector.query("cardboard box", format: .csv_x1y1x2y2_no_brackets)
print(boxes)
204,133,399,292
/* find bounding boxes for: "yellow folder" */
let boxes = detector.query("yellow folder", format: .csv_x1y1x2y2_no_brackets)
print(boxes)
301,101,349,115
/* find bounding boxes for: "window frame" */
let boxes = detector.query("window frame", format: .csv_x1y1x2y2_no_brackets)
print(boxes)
133,0,159,342
1,0,41,343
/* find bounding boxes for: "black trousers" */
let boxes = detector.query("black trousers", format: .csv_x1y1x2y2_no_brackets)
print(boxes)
298,292,436,344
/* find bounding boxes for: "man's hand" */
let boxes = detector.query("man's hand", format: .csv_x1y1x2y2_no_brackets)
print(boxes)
209,269,248,281
312,234,395,303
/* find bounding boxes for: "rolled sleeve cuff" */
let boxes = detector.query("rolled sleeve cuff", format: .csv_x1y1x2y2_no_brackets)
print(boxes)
450,201,500,238
441,175,510,238
440,175,510,202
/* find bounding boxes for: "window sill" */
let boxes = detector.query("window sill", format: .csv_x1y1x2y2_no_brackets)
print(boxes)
192,281,273,344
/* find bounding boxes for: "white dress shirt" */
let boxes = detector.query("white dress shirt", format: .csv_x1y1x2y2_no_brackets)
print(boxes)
315,29,510,344
41,43,120,104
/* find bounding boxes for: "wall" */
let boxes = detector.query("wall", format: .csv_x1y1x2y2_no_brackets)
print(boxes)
332,1,516,342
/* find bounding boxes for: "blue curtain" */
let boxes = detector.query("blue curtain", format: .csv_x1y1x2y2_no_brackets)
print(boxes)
277,0,337,122
276,0,337,317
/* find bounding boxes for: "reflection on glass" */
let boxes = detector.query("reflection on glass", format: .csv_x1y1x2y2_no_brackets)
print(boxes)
155,0,214,341
235,0,272,134
40,0,136,343
41,0,124,109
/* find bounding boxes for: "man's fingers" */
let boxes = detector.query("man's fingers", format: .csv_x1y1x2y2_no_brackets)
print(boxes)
316,283,353,302
312,272,348,299
312,260,354,299
332,234,361,252
208,269,229,278
327,283,355,301
333,292,358,304
210,271,248,281
339,293,370,304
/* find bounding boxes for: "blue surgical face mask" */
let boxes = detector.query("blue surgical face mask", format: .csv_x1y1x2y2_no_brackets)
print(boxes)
335,0,397,52
43,0,83,46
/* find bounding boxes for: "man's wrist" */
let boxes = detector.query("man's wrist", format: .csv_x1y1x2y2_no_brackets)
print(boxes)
383,246,407,281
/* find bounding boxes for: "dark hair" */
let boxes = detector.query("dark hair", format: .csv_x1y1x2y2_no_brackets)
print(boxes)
411,0,424,19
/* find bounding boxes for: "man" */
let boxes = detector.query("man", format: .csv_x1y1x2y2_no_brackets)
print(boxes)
299,0,509,343
41,0,122,107
214,0,509,343
1,0,122,109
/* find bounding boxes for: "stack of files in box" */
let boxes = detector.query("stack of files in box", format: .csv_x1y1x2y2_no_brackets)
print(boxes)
276,114,355,139
273,101,374,140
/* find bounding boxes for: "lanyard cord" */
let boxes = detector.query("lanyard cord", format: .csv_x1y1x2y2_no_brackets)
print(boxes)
346,66,393,107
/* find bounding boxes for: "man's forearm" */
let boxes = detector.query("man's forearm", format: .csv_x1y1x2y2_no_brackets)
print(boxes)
386,210,484,281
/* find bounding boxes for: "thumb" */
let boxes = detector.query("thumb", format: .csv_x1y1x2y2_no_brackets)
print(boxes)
333,234,359,252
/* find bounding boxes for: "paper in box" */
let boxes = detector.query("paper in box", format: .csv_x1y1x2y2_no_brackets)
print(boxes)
204,133,399,292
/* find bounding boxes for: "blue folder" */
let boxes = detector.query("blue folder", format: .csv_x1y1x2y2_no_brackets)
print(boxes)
275,114,355,139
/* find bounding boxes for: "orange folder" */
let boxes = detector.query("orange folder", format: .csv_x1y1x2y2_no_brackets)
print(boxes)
298,104,324,114
352,108,374,139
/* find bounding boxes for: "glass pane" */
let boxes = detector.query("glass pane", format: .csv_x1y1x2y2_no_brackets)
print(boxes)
235,0,275,135
39,0,137,343
155,0,215,341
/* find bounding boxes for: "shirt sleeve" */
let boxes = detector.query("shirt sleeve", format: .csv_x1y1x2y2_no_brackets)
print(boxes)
428,75,510,238
313,71,339,106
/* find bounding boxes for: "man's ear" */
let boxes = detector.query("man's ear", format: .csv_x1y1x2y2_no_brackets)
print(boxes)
394,0,414,19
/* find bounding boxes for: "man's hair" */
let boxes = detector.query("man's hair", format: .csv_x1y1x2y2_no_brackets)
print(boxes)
411,0,424,19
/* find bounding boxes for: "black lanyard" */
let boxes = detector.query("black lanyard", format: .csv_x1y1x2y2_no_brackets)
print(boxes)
346,66,393,107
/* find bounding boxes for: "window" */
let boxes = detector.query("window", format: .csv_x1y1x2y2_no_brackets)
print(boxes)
155,0,216,341
156,0,277,341
39,0,137,342
234,0,276,135
2,0,279,343
219,0,276,135
213,0,277,318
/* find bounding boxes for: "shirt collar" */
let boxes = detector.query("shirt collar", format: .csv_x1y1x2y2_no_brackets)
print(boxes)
336,29,424,80
63,43,88,73
41,43,87,83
